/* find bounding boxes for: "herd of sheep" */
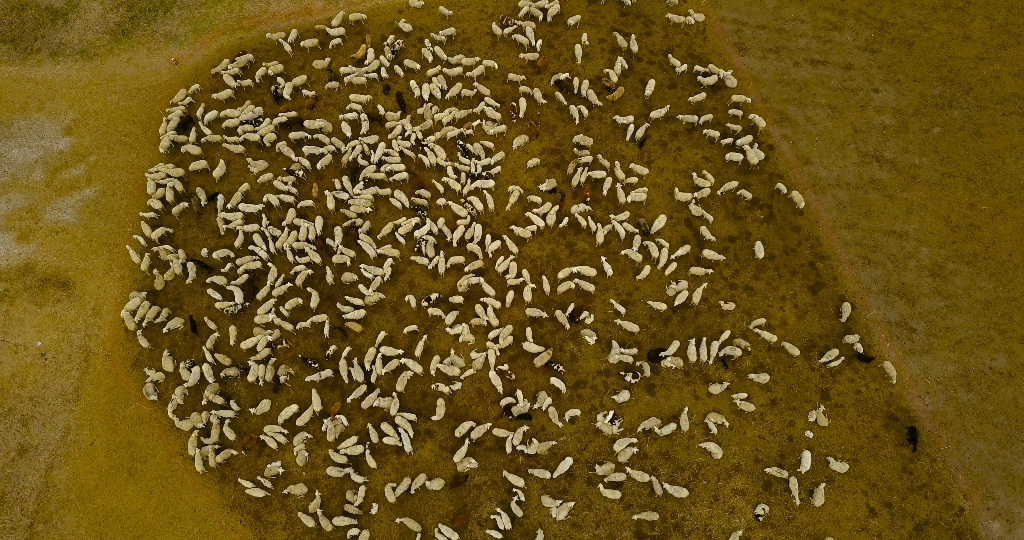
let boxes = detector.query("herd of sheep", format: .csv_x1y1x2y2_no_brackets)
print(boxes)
123,1,898,538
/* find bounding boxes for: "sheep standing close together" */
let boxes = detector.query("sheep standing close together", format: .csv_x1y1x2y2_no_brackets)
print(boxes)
128,2,888,538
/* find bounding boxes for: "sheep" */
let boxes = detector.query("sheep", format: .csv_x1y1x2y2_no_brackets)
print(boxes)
697,74,719,86
567,14,582,27
634,123,650,141
439,6,453,17
749,113,767,131
790,190,806,209
731,94,752,105
744,145,762,166
725,152,745,164
613,32,628,50
349,13,367,23
128,7,903,535
300,38,320,50
667,13,686,24
277,39,293,57
735,134,754,147
212,159,227,181
840,301,853,322
649,105,670,120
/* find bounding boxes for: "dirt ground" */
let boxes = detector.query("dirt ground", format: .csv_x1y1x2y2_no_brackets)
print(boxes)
707,1,1024,537
0,0,1019,539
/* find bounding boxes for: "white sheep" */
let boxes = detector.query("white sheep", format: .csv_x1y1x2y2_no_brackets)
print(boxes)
644,79,655,99
613,32,628,50
748,113,767,131
687,92,706,104
649,105,671,121
790,190,806,209
212,159,227,181
697,74,719,86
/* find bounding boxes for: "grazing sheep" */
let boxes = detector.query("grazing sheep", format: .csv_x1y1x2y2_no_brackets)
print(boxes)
697,74,719,86
130,8,900,536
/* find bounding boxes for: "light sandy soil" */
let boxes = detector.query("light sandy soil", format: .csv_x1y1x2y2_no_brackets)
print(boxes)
0,1,1017,539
